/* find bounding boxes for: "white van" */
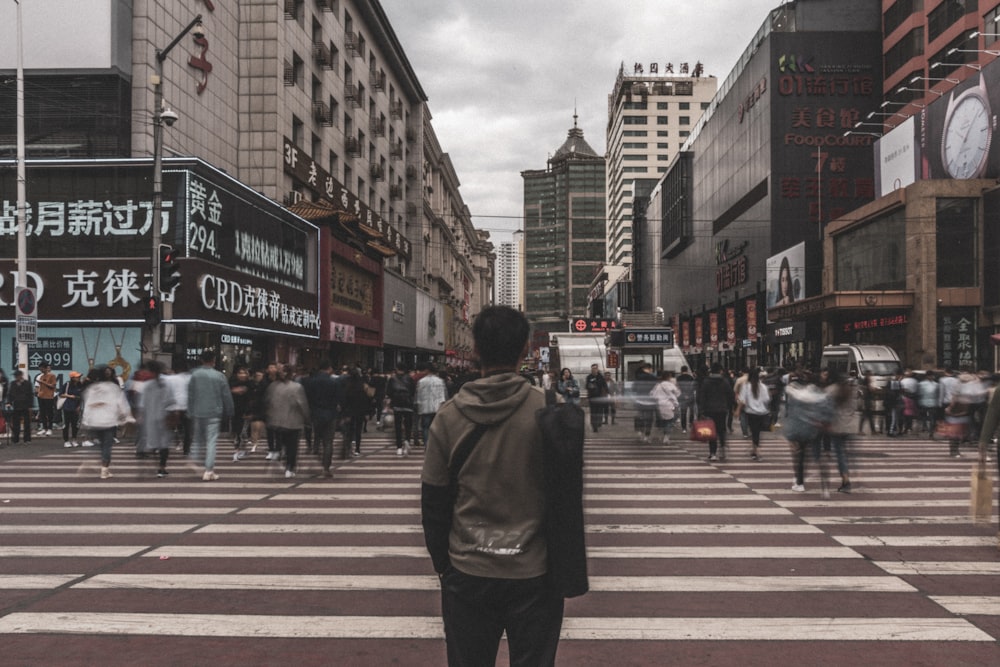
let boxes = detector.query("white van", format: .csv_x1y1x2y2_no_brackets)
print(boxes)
820,344,902,381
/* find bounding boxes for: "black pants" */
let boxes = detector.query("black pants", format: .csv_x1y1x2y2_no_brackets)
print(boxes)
38,398,55,430
313,418,335,471
10,409,31,443
705,411,728,456
746,412,769,448
393,409,413,448
274,428,300,470
440,568,564,667
62,410,80,441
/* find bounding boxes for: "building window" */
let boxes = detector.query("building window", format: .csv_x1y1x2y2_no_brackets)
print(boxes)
624,101,648,110
658,155,671,161
936,198,978,287
657,116,669,125
623,154,646,161
657,102,669,109
657,130,669,137
657,142,669,149
928,0,975,43
623,142,648,149
679,130,690,137
835,208,906,291
623,130,648,136
679,102,690,110
884,0,920,36
987,5,1000,44
623,116,648,124
885,27,924,79
292,115,304,147
679,116,690,125
701,102,710,110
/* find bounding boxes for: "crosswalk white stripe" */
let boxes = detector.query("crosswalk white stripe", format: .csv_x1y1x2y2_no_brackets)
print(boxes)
778,500,975,507
930,596,1000,615
0,613,990,641
192,523,822,535
0,494,272,501
0,547,146,557
123,545,860,559
804,515,973,525
875,561,1000,576
0,575,81,588
835,536,996,547
1,525,199,534
72,573,914,593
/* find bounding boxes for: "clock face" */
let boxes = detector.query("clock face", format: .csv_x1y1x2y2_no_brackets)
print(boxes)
942,92,992,179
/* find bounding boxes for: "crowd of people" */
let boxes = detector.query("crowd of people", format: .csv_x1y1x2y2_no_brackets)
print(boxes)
0,354,481,480
617,360,1000,496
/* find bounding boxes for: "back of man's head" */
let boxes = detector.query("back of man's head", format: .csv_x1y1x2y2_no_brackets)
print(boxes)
200,350,216,365
473,306,530,368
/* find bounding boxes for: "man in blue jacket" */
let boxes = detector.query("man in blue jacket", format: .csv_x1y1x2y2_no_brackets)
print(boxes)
187,350,234,481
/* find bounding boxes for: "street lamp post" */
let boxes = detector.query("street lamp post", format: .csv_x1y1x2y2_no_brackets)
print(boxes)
150,14,203,355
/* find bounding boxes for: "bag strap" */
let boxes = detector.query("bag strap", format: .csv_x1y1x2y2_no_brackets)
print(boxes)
448,423,490,494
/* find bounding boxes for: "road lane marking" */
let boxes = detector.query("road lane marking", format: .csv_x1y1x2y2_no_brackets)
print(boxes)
0,575,81,588
931,596,1000,615
834,536,996,547
874,561,1000,576
0,614,991,641
0,547,147,557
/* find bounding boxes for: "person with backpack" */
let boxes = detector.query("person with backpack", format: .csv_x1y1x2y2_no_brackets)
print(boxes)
387,362,416,456
421,306,569,666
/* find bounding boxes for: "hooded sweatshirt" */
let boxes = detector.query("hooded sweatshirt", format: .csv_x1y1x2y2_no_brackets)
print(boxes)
421,372,548,579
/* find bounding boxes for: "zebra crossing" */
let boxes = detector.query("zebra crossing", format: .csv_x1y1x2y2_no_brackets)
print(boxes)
0,426,998,665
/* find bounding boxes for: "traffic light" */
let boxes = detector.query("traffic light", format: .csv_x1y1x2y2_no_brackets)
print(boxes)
143,295,162,328
159,244,181,293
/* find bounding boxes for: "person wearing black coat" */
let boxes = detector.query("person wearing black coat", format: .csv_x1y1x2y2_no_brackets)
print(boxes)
7,369,34,444
697,362,736,461
342,367,370,458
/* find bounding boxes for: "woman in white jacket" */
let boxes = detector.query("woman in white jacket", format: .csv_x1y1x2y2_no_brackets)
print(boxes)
738,367,771,461
81,366,134,479
650,370,680,444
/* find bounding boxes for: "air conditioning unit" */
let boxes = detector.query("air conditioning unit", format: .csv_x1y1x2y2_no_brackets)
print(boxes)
313,101,332,126
370,163,385,180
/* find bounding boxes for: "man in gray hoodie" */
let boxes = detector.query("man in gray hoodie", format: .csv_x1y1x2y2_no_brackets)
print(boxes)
421,306,563,666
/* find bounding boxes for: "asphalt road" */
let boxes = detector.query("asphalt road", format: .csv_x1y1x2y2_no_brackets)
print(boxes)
1,412,998,666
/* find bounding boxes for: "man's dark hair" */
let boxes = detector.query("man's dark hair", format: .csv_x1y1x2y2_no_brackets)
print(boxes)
473,306,530,368
200,349,217,364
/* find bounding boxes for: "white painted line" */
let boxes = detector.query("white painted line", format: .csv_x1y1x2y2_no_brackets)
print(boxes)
136,545,860,560
73,574,910,593
0,507,238,515
0,494,270,501
931,596,1000,615
804,516,971,525
559,616,994,642
0,524,199,534
0,575,81,589
778,500,969,508
0,547,147,557
194,523,820,535
875,561,1000,576
0,613,990,641
835,536,996,548
586,524,822,534
583,507,791,516
268,493,772,502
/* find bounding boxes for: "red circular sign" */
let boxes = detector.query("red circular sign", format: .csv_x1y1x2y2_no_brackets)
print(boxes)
573,319,588,332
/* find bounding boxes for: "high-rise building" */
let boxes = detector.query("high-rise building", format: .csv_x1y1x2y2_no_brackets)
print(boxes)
522,117,606,334
605,63,717,267
495,232,523,310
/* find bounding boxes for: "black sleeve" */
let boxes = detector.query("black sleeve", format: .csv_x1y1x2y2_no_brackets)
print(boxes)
421,482,453,574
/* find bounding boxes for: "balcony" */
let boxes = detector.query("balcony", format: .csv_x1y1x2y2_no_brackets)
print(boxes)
369,116,386,137
390,100,403,119
282,61,295,86
313,101,332,126
344,81,362,108
316,0,334,11
390,144,403,160
369,70,386,91
345,31,362,58
283,0,299,20
345,137,362,158
312,42,333,70
370,163,385,181
390,184,403,200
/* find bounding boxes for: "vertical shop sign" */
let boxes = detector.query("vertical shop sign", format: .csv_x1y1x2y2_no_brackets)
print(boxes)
746,299,758,337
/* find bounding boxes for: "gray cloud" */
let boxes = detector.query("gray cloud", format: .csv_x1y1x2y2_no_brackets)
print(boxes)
380,0,783,241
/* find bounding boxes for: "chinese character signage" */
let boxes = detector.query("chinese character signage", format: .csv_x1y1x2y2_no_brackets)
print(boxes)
938,308,976,370
726,307,736,346
622,328,675,347
283,138,411,259
571,317,620,333
746,299,758,337
771,32,880,236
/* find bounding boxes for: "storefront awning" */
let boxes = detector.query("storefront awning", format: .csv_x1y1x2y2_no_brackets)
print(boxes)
768,291,914,321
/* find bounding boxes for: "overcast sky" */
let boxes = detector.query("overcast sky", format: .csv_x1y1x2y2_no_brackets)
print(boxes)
379,0,784,244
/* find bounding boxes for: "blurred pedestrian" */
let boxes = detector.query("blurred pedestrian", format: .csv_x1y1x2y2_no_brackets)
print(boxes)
81,365,133,479
264,363,310,478
650,370,679,444
415,363,448,456
187,350,233,481
697,363,735,461
7,369,33,444
59,371,84,447
738,367,771,461
136,360,177,478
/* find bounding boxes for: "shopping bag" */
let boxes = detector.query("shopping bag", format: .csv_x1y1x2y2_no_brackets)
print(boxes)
971,461,993,524
935,421,968,441
690,419,717,442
